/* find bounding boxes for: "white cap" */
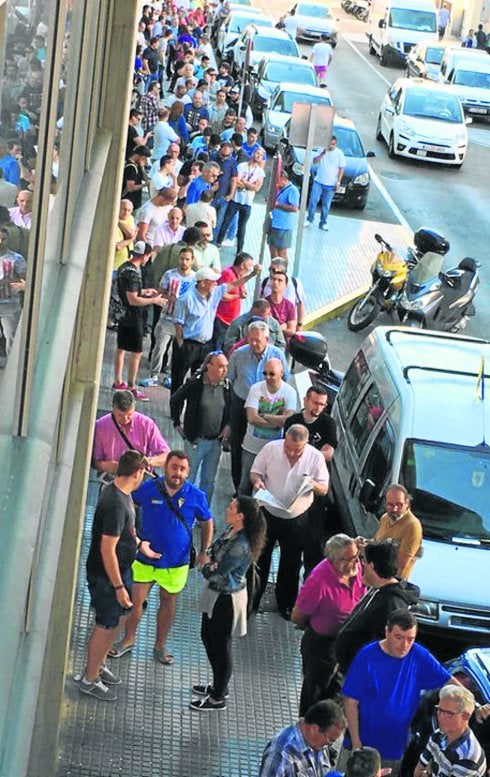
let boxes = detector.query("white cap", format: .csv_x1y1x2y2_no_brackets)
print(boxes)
195,267,220,282
131,240,146,256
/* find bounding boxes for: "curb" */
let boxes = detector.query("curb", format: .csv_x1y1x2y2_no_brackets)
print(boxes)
303,284,370,329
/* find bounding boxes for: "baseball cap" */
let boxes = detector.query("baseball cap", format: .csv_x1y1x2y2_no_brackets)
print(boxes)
230,85,240,94
195,268,220,282
131,240,147,256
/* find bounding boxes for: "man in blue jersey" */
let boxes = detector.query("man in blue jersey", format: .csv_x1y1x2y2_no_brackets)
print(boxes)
341,610,456,776
109,450,213,665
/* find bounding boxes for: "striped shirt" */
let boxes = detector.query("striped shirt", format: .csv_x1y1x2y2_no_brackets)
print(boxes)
259,723,333,777
419,728,486,777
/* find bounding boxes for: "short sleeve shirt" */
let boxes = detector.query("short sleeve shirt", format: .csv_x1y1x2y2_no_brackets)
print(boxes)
92,411,170,466
117,261,143,322
314,147,346,187
295,558,366,636
374,510,422,579
271,183,300,230
284,411,338,450
243,380,297,454
266,295,296,327
86,484,137,577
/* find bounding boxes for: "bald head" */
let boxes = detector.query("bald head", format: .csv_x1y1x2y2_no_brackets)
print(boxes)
263,358,284,391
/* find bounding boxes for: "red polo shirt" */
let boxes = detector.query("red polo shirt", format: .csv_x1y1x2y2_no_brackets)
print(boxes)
296,558,366,637
216,265,243,325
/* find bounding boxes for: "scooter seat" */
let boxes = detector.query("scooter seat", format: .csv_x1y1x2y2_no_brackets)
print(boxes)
440,269,474,296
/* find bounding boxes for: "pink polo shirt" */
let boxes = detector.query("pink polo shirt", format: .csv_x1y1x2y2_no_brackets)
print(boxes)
92,411,169,466
296,558,366,637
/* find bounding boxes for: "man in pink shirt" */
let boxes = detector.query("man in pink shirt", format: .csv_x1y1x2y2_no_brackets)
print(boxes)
292,534,365,715
265,270,297,342
213,251,254,350
92,390,170,479
9,190,33,229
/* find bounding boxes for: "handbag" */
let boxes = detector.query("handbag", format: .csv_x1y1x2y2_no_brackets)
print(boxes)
156,480,197,568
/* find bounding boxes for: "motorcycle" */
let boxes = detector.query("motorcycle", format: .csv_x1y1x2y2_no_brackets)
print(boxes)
289,331,343,409
397,252,479,332
355,0,370,21
347,233,418,332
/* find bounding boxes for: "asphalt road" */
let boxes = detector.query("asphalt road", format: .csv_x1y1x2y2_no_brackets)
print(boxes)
250,0,490,357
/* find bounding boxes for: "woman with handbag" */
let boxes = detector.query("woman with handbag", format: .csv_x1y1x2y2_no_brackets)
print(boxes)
190,496,266,712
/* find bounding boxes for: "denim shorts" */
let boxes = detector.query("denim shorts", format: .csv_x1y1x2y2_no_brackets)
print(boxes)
88,567,133,629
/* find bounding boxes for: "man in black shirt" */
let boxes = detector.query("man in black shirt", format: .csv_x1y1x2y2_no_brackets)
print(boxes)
284,385,338,575
122,146,151,210
80,450,160,700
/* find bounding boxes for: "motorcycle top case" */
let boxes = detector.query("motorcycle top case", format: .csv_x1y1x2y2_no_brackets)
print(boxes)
289,331,327,369
414,228,450,257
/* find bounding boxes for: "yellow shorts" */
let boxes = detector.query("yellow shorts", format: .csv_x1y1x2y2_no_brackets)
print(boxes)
132,559,189,594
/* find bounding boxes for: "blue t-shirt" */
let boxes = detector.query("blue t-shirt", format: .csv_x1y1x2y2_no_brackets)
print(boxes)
186,175,211,205
342,641,451,760
133,479,211,568
271,183,300,230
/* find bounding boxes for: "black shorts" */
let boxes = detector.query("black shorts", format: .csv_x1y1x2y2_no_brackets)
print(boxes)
117,317,144,353
87,567,133,629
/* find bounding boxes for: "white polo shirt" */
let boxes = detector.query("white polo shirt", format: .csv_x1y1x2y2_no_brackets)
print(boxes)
314,147,346,187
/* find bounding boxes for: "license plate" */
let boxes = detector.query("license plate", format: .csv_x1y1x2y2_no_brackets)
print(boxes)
416,149,427,156
468,107,488,114
422,144,442,152
337,186,346,194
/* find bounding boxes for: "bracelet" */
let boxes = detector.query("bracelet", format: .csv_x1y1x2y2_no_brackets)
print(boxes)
114,584,124,590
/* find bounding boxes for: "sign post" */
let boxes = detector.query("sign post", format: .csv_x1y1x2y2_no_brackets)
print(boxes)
254,152,281,299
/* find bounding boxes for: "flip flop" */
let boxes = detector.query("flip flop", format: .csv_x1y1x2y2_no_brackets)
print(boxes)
153,648,175,665
108,642,134,658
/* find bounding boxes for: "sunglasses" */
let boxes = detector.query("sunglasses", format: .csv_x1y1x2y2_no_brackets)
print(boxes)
208,350,224,357
263,371,278,377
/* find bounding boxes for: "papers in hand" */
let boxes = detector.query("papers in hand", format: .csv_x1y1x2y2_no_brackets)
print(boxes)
254,478,313,514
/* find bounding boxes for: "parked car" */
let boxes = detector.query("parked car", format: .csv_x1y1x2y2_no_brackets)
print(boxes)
280,115,374,209
291,1,339,45
438,47,490,118
229,25,300,78
250,54,316,117
405,39,447,80
262,81,332,150
376,77,469,167
217,9,271,54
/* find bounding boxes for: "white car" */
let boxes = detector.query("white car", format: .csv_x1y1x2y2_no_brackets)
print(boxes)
376,77,469,168
263,81,333,150
291,1,338,45
230,25,300,78
218,9,271,55
251,54,317,117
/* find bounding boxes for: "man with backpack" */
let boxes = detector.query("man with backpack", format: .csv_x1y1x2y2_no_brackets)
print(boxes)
260,258,307,331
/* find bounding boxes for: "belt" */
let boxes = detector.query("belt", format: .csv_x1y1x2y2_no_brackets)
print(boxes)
185,338,207,346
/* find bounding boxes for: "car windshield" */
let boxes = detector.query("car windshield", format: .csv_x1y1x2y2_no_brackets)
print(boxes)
403,90,463,122
401,440,490,543
254,37,298,55
274,90,332,112
454,69,490,88
297,3,333,17
230,15,270,31
264,62,316,85
389,8,436,31
334,126,364,157
426,47,444,65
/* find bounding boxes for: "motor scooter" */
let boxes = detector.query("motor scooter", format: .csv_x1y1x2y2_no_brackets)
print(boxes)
397,252,479,332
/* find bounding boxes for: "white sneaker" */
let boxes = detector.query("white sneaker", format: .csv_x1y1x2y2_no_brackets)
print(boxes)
221,238,235,247
304,220,311,228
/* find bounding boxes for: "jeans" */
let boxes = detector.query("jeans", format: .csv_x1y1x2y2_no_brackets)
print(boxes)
212,316,229,351
150,316,174,376
307,181,335,227
201,593,234,700
185,437,222,503
238,449,256,496
214,197,238,241
217,201,251,253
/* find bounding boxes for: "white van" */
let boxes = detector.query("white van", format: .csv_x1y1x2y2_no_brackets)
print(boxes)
368,0,437,67
438,48,490,117
329,326,490,639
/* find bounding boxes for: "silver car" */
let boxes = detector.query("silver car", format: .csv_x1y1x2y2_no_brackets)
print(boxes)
291,1,338,45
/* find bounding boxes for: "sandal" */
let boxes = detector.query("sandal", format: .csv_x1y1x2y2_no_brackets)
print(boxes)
153,648,175,665
108,642,134,658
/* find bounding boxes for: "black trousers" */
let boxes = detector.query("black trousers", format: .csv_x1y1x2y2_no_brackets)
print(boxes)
170,339,209,395
302,495,330,578
252,507,307,615
229,390,247,491
200,594,234,701
299,627,340,716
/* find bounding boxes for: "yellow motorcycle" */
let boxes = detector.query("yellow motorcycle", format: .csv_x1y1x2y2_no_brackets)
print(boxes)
347,233,416,332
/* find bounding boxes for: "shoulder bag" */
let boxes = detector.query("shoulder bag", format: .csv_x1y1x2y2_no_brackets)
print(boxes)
155,480,197,568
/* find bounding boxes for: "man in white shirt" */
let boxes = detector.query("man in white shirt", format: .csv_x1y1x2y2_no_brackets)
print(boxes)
310,34,333,85
305,135,345,232
239,358,297,495
284,12,299,39
250,424,329,618
136,188,178,249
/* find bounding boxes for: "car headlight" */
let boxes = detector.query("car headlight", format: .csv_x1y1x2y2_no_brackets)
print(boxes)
353,172,369,186
398,121,417,138
410,600,439,620
292,161,304,176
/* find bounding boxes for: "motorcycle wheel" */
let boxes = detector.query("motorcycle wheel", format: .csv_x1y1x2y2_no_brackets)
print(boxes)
347,290,382,332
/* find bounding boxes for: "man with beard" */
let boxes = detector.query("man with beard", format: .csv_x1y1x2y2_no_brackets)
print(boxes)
108,450,213,666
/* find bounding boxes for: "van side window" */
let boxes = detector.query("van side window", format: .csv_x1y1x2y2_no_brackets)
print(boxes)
361,421,394,500
350,383,385,457
338,351,370,417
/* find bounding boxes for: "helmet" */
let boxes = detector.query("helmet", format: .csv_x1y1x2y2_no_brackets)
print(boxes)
414,227,450,256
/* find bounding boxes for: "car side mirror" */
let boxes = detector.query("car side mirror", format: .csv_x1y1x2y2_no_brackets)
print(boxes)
378,18,386,27
359,479,377,511
366,150,375,158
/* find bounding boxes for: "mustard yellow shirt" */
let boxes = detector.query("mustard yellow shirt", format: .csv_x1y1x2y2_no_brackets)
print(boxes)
374,509,422,580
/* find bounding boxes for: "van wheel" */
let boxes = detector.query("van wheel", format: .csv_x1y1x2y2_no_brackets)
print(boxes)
347,290,382,331
368,36,376,56
388,133,396,158
380,47,389,66
376,115,383,141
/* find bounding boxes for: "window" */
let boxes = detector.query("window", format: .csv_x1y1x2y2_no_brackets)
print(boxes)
361,422,394,500
338,350,370,417
350,383,385,457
